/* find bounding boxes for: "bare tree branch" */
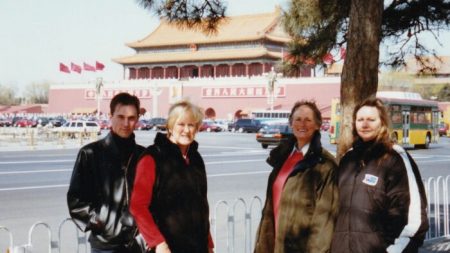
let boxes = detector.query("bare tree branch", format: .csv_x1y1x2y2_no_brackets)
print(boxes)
136,0,226,34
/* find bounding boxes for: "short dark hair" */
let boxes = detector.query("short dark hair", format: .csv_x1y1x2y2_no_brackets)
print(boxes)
288,100,322,127
110,93,140,116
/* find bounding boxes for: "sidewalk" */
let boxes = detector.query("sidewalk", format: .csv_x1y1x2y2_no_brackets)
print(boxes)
0,128,100,152
0,135,96,152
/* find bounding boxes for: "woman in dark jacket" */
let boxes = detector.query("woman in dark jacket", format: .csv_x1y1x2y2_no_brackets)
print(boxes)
130,100,214,253
254,100,339,253
331,98,429,253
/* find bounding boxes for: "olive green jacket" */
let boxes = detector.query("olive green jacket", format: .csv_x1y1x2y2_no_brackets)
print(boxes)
254,132,339,253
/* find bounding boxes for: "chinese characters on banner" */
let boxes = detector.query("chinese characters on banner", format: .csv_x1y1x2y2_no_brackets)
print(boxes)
84,85,286,100
201,86,286,98
85,88,153,99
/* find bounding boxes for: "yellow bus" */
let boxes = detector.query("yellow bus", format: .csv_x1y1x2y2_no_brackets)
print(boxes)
440,103,450,137
329,92,440,148
329,98,341,144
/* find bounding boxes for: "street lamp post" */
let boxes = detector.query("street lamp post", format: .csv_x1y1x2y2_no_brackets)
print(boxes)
150,82,162,117
265,67,282,111
95,77,103,119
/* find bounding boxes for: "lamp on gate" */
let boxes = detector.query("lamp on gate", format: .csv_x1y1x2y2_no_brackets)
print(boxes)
95,77,103,118
265,67,282,111
150,82,162,117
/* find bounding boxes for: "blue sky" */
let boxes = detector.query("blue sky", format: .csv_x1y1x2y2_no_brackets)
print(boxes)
0,0,449,94
0,0,289,93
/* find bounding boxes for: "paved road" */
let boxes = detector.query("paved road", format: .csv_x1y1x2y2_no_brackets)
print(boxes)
0,131,449,252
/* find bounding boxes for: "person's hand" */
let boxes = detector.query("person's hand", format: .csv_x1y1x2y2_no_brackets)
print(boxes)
208,248,214,253
155,241,171,253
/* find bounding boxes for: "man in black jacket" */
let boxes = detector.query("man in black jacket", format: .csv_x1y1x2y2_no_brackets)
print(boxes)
67,93,145,253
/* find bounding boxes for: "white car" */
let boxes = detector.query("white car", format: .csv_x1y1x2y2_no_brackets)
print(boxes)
54,120,101,137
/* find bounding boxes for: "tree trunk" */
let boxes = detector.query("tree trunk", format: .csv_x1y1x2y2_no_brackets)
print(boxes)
337,0,384,160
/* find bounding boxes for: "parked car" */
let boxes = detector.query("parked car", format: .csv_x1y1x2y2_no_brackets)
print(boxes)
49,117,66,127
54,120,101,137
199,120,222,132
229,118,262,133
135,119,152,130
97,119,111,130
11,116,24,126
213,119,231,131
0,117,12,127
256,123,293,149
321,121,330,132
35,117,50,127
439,123,449,136
14,118,36,128
148,117,167,131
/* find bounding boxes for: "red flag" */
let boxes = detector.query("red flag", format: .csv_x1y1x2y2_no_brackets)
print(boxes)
95,61,105,71
71,63,82,74
340,47,346,60
304,57,315,65
282,49,296,64
83,62,96,71
59,63,70,73
322,53,334,65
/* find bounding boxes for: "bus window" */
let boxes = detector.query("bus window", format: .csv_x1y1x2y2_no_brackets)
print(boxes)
391,111,402,124
412,112,429,124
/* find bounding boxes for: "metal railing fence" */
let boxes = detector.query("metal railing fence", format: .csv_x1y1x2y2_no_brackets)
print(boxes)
1,176,449,253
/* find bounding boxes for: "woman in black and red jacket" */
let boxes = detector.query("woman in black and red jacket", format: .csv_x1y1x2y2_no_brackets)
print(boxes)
130,100,214,253
331,98,429,253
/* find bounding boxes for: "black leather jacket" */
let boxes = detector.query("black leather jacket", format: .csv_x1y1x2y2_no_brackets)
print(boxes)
67,132,145,249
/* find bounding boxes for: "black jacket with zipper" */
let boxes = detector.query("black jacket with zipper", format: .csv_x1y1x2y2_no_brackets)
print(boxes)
67,132,145,249
331,139,428,253
142,132,211,253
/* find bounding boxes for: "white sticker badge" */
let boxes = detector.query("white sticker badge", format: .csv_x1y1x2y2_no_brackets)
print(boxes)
362,174,379,186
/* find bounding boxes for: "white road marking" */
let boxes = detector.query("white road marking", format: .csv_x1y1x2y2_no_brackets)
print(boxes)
0,184,69,191
0,169,71,175
0,159,73,165
208,171,270,177
201,145,258,150
206,159,264,165
416,159,450,164
0,159,266,175
0,170,270,191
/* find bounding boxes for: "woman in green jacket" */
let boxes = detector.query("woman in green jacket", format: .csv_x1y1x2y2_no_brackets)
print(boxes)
254,100,339,253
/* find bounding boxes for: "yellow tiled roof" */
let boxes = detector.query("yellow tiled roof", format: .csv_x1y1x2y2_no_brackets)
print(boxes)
114,48,282,65
404,56,450,74
126,8,289,48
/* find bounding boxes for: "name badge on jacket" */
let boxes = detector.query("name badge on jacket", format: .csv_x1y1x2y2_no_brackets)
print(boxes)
362,174,378,186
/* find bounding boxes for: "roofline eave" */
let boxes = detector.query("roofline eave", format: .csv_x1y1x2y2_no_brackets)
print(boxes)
117,55,281,66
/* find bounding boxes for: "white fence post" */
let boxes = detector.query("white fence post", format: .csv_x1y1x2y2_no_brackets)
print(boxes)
0,226,14,253
26,222,53,253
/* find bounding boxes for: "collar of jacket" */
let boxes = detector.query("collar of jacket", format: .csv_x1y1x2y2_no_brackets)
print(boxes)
152,132,199,158
103,132,136,160
352,137,387,162
267,130,323,176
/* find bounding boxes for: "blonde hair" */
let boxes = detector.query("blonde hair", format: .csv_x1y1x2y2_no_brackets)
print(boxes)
352,97,392,149
166,100,204,135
